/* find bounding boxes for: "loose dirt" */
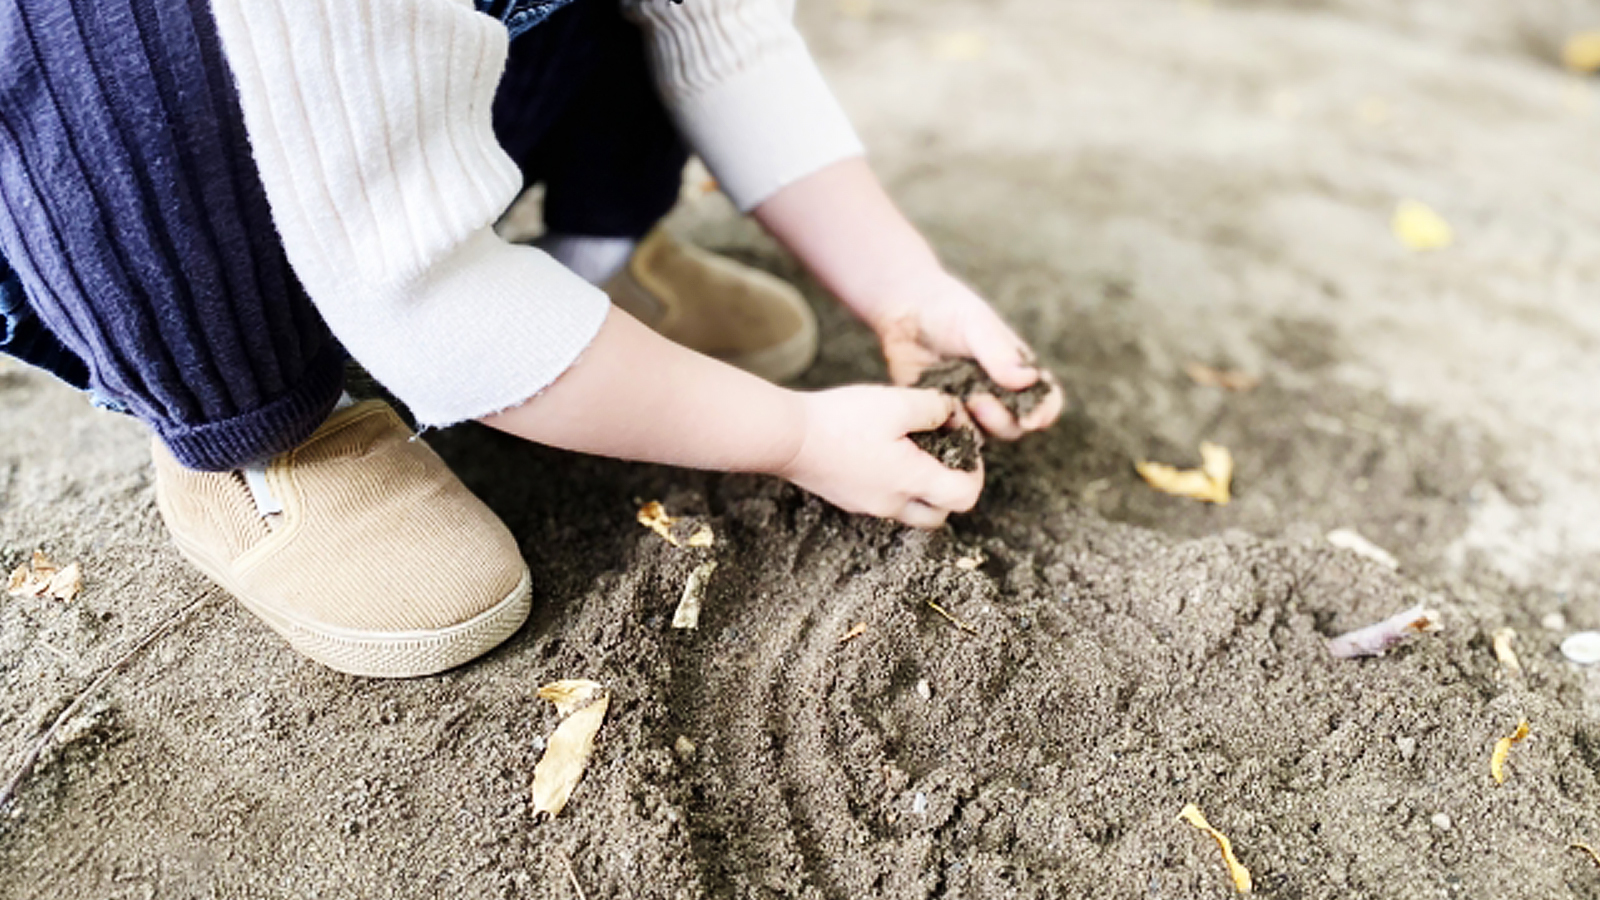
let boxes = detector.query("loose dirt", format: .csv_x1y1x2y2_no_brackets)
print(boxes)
4,0,1600,898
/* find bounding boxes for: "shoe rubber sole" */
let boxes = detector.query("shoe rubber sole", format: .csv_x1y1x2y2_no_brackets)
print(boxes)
169,529,532,678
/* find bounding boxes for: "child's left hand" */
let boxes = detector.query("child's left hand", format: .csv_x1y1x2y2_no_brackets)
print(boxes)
871,267,1064,440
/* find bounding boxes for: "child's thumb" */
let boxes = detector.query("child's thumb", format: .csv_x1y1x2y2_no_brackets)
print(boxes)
969,324,1040,393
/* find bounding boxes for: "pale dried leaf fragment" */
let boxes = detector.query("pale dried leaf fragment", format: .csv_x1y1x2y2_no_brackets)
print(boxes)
532,692,610,818
1178,804,1253,893
1490,719,1530,785
1136,442,1233,505
7,550,76,600
684,526,714,549
838,622,869,645
1327,528,1399,569
1392,200,1453,251
1571,842,1600,868
1184,363,1259,392
672,560,717,630
1563,32,1600,73
536,679,605,718
953,550,986,571
45,563,82,602
1492,628,1522,677
1326,604,1441,658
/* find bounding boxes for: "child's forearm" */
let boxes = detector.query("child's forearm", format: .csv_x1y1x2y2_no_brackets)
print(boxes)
478,305,806,475
753,156,940,328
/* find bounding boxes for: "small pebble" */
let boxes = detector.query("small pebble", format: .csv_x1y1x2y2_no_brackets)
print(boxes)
1430,813,1452,831
1395,736,1417,761
674,735,697,759
915,678,932,701
912,792,928,814
1542,611,1568,632
1561,631,1600,666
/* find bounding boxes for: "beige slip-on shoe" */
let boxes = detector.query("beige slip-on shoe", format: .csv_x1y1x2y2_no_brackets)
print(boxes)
152,401,530,678
603,227,819,383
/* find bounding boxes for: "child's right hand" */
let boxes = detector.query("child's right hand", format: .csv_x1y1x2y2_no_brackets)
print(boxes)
777,385,983,528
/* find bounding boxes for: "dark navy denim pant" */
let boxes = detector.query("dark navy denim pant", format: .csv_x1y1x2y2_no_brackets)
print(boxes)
0,0,687,468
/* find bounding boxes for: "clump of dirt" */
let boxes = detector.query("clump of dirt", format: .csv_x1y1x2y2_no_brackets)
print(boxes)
911,424,982,471
914,359,1054,420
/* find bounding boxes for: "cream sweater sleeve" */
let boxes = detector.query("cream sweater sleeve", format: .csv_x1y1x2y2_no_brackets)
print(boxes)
209,0,611,428
622,0,866,212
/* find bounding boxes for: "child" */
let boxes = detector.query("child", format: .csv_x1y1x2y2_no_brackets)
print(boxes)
0,0,1061,677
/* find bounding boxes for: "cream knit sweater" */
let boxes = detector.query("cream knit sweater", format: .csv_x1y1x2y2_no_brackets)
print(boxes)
209,0,862,428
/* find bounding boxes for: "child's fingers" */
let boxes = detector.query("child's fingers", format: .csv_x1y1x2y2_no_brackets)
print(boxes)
965,314,1040,393
916,464,984,513
896,499,949,530
966,394,1025,441
894,388,960,436
1019,377,1066,431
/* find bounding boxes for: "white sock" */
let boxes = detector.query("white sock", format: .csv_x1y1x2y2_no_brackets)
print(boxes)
534,233,637,286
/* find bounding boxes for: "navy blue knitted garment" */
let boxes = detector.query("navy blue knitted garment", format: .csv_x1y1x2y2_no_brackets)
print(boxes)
0,0,345,470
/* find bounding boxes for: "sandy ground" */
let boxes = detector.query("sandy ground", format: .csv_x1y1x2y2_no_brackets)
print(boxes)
4,0,1600,896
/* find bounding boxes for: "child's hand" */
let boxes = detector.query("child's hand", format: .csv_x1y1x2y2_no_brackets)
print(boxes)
778,385,983,529
871,267,1064,441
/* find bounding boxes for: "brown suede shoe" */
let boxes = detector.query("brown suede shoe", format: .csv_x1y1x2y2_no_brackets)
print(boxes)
152,401,530,678
604,227,818,383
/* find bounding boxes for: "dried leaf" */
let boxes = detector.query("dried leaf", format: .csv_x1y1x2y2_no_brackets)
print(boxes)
531,694,609,818
1571,842,1600,868
1178,804,1253,893
45,563,81,602
1491,719,1530,785
638,501,677,542
1492,627,1522,677
537,679,605,719
954,550,986,571
636,501,714,549
1562,32,1600,73
1327,528,1399,569
1392,199,1453,251
927,31,989,61
672,560,718,630
838,623,869,645
1184,363,1259,392
1326,604,1441,658
1136,442,1233,505
7,550,76,600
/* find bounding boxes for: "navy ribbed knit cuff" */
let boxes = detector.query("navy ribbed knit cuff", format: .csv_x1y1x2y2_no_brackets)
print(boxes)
153,340,346,471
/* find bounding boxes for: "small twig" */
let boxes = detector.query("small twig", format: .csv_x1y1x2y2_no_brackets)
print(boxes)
0,595,210,810
926,600,978,635
1326,604,1441,659
557,849,588,900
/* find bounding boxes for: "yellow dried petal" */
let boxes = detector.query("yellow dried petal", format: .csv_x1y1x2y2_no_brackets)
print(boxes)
1179,804,1253,893
531,694,609,818
1392,200,1453,251
637,501,677,543
537,679,605,719
1562,32,1600,73
1136,443,1232,505
685,525,715,549
1490,719,1530,785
